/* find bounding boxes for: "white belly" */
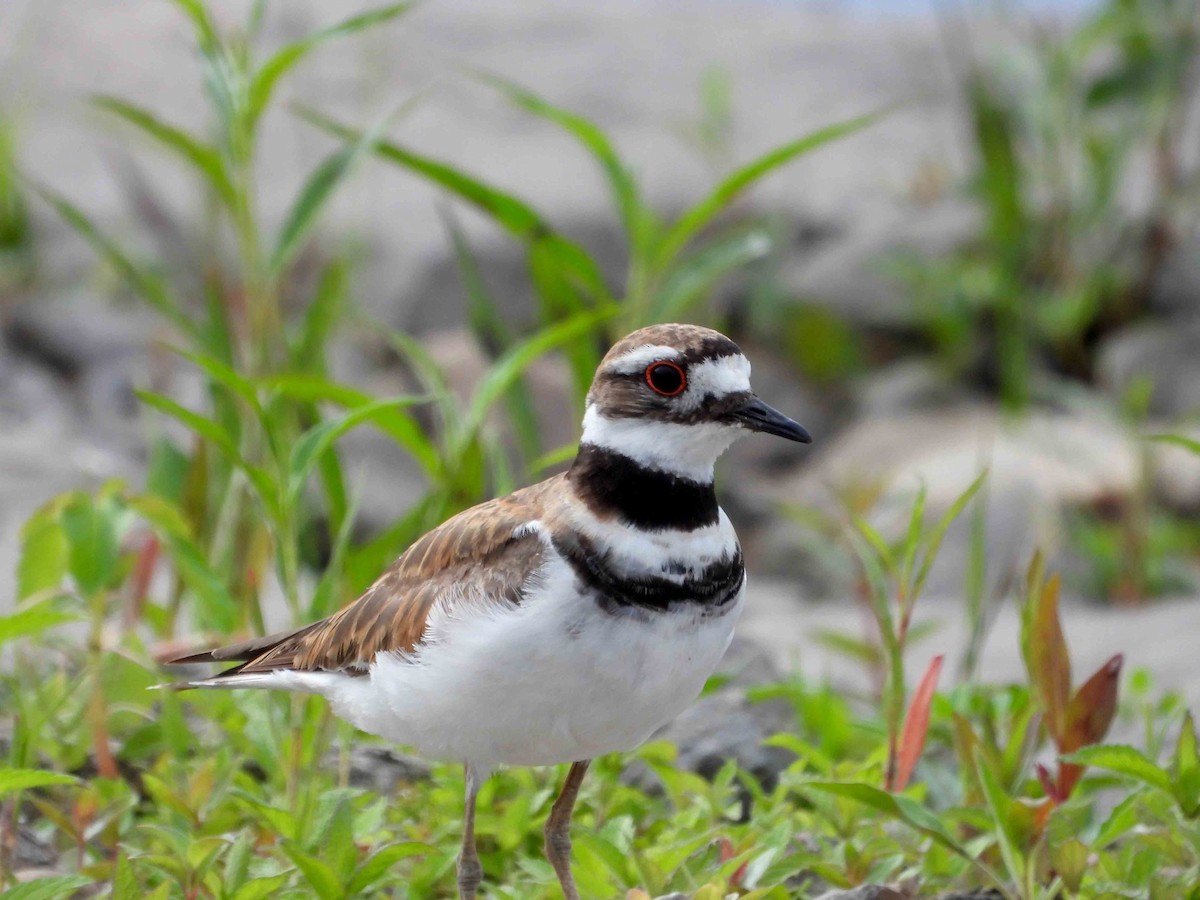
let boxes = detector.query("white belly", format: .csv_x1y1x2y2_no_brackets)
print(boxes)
322,554,743,767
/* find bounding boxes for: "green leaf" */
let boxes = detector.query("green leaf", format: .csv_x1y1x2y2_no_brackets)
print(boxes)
0,605,77,647
459,305,620,448
288,397,427,502
348,842,429,895
169,345,261,412
92,96,235,207
270,114,389,275
33,185,196,338
0,877,94,900
135,390,279,516
913,470,987,598
481,74,640,240
266,374,440,477
1174,711,1200,816
293,258,348,371
1148,433,1200,457
1063,744,1173,793
232,876,292,900
974,753,1028,885
17,509,69,600
299,107,607,296
282,842,342,900
649,226,772,322
130,495,240,633
804,781,975,860
300,107,544,236
655,110,881,270
61,495,120,597
247,3,414,129
0,769,77,795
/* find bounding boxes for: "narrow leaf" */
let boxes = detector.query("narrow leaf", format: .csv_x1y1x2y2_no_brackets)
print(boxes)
0,606,77,647
655,110,881,269
0,769,77,795
1021,573,1072,743
1063,654,1123,752
17,510,69,600
248,3,414,128
0,876,94,900
481,74,640,239
288,397,426,501
1062,744,1173,793
912,470,987,598
892,654,943,792
92,96,235,207
34,185,196,338
650,227,772,322
270,115,389,274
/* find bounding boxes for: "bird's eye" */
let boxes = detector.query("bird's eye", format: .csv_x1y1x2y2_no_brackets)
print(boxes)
645,361,687,396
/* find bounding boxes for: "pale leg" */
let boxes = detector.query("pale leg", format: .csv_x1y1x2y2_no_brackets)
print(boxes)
544,760,590,900
457,764,484,900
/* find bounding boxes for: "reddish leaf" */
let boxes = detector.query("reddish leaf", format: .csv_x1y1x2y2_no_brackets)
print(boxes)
1035,762,1062,803
1022,573,1072,743
891,654,944,792
1057,654,1123,798
1063,654,1123,752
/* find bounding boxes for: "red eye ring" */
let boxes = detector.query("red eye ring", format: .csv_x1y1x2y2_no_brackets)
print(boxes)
645,360,687,397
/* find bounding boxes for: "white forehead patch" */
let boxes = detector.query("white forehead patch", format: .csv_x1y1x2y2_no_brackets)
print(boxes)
605,344,681,375
686,354,751,399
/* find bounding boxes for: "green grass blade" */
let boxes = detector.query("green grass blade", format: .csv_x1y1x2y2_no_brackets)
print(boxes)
298,107,607,296
168,345,262,413
1063,745,1173,793
1148,433,1200,457
92,96,236,208
654,110,881,271
265,374,440,477
33,185,198,339
480,74,640,240
649,226,772,322
443,208,543,467
247,3,414,129
269,116,388,275
292,258,347,371
287,397,428,502
0,876,95,900
130,495,240,633
0,769,77,795
0,606,77,648
459,304,619,449
913,470,987,599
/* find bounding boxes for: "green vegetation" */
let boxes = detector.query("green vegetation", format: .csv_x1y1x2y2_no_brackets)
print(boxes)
4,0,1200,897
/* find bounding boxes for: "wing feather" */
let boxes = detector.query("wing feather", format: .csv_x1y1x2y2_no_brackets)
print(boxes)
167,478,559,680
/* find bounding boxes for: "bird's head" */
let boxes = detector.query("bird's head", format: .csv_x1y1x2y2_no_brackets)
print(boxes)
579,323,811,481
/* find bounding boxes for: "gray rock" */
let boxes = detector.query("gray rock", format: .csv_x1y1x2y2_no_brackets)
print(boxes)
1149,423,1200,512
749,403,1141,597
1096,319,1200,418
779,199,978,332
852,359,968,420
322,745,432,794
814,887,906,900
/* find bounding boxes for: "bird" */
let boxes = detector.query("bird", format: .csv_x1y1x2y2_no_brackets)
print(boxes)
167,323,811,899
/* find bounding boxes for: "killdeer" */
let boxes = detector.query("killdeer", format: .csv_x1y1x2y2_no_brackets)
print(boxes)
168,323,811,899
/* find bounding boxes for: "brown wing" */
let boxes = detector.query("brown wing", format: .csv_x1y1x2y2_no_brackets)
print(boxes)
169,477,560,680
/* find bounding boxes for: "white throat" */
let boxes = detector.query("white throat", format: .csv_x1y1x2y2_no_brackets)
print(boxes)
578,406,742,483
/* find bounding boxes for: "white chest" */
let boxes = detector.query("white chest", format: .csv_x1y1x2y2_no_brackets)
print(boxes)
326,543,744,768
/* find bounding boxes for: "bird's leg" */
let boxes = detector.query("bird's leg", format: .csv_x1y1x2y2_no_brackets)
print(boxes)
457,764,484,900
544,759,591,900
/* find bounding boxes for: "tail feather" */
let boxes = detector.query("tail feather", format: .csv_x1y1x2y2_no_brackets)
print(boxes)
161,622,325,690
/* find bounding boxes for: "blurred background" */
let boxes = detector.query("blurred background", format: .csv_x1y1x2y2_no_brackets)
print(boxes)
1,0,1199,707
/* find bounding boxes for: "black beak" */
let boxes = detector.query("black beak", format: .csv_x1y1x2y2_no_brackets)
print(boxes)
733,396,812,443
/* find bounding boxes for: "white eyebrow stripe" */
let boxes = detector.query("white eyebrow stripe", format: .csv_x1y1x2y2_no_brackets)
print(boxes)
685,355,751,399
605,344,681,374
